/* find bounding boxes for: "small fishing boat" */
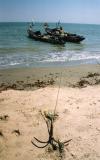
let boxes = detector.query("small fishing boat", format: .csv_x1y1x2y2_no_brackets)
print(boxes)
27,29,66,45
45,27,85,43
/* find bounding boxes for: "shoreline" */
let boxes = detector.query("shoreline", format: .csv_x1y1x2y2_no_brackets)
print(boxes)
0,64,100,91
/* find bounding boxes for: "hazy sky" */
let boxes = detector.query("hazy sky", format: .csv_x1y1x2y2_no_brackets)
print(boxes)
0,0,100,24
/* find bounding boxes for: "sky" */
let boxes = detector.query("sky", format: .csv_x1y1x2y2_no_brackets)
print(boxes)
0,0,100,24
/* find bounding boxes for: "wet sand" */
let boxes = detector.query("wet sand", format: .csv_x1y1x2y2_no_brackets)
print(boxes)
0,64,100,91
0,64,100,160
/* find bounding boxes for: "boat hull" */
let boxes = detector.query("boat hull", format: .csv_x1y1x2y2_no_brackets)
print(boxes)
64,34,85,43
27,30,66,45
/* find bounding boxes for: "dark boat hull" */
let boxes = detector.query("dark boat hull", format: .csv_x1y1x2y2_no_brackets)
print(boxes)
27,30,65,45
63,33,85,43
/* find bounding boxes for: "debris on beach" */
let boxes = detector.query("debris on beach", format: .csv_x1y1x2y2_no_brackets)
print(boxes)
76,79,90,88
31,111,72,158
0,115,9,121
71,72,100,88
0,78,55,91
83,72,100,78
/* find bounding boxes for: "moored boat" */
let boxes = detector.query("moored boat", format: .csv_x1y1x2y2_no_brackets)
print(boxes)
27,22,85,44
45,26,85,43
27,29,66,45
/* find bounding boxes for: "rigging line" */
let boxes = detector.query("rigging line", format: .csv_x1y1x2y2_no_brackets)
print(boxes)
54,72,62,114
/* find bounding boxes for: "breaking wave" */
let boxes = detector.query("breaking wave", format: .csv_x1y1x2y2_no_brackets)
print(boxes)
0,50,100,68
40,50,100,63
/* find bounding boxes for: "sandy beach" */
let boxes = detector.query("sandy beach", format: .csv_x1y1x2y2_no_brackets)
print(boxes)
0,64,100,160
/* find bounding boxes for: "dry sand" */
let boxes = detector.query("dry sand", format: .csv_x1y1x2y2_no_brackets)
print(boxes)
0,64,100,160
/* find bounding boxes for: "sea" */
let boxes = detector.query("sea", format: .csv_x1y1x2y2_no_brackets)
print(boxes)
0,22,100,69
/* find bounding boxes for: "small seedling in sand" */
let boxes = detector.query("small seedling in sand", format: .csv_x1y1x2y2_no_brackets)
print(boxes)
31,111,72,158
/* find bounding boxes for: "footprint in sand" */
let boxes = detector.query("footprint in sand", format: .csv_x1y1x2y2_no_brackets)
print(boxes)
0,131,4,137
0,115,9,121
12,129,21,136
63,109,70,114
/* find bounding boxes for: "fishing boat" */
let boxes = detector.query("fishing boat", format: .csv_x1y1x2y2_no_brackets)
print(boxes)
27,29,66,45
27,22,85,44
45,27,85,43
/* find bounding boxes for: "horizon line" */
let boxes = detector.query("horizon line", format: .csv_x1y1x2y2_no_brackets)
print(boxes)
0,21,100,25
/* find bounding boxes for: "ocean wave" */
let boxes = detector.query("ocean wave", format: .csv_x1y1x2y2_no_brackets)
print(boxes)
40,50,100,62
0,50,100,68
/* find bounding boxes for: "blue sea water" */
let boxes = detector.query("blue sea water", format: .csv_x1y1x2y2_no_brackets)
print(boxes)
0,22,100,69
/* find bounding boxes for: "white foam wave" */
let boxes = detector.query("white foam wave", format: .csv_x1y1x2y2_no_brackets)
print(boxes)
9,62,21,66
40,50,100,62
0,50,100,68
